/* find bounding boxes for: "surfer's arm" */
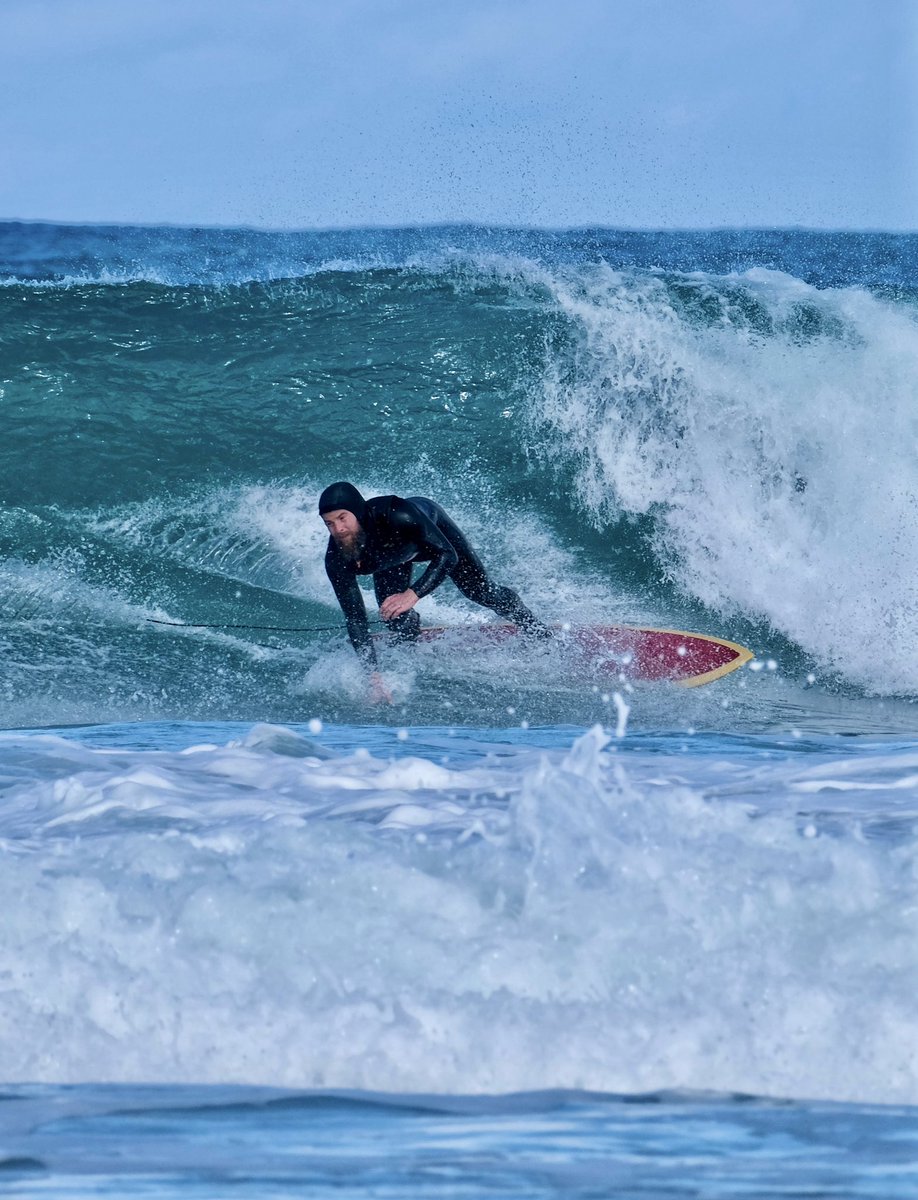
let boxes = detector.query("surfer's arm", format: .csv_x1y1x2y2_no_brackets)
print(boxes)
325,549,377,668
388,499,458,599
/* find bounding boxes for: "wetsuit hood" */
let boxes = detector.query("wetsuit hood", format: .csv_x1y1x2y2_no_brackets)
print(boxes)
318,482,366,523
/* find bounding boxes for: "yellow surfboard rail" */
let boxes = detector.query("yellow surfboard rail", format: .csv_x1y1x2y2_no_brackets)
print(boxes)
618,625,755,688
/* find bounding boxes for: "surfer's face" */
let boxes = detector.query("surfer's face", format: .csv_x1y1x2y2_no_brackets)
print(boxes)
323,508,364,558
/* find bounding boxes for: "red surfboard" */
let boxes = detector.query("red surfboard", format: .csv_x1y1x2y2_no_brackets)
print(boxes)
410,624,754,688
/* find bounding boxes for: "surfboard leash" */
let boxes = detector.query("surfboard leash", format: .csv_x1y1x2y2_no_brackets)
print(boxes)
145,617,383,634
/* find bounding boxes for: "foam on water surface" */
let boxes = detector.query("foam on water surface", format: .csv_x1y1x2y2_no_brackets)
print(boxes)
1,721,917,1106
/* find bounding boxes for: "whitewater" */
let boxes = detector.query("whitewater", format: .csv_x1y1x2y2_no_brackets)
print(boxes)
1,222,917,1197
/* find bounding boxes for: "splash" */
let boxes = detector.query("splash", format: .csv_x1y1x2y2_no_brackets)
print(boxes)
526,263,918,693
3,223,918,705
1,723,916,1103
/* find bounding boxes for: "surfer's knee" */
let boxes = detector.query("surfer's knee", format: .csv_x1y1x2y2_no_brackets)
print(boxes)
491,587,552,638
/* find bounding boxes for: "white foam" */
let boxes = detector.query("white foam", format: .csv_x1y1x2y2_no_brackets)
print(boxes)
518,261,918,693
0,725,916,1104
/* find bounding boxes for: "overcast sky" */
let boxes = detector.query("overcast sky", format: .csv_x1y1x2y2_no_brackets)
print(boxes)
2,0,915,229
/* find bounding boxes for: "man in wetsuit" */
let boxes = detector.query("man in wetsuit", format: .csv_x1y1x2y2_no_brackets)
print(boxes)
319,482,549,702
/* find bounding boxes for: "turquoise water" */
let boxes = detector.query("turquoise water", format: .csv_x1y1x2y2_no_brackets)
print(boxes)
2,222,918,1195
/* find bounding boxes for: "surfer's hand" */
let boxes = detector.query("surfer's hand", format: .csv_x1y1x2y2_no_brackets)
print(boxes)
369,671,393,705
379,589,418,621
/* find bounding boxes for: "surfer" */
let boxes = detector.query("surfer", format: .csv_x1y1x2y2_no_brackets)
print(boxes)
319,482,550,703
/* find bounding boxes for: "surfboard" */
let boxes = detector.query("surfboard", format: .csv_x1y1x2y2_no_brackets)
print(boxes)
409,624,754,687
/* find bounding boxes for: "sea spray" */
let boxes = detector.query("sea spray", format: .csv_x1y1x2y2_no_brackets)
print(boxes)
3,224,918,709
525,263,918,693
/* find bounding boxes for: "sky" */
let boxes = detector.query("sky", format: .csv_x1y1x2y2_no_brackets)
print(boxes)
1,0,915,230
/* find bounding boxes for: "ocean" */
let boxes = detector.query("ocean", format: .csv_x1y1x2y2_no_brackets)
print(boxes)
1,221,917,1196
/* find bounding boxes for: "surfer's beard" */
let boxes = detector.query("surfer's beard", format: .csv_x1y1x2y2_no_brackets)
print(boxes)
335,529,366,562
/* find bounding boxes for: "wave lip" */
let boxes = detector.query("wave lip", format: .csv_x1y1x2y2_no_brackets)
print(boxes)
3,222,917,286
523,262,918,694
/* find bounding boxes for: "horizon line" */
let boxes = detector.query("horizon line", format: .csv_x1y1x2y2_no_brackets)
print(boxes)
2,217,917,237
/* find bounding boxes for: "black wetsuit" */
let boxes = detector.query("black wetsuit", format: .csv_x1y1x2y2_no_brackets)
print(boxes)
324,495,544,667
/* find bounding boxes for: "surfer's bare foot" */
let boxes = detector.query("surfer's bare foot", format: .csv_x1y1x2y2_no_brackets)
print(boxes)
369,672,394,705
